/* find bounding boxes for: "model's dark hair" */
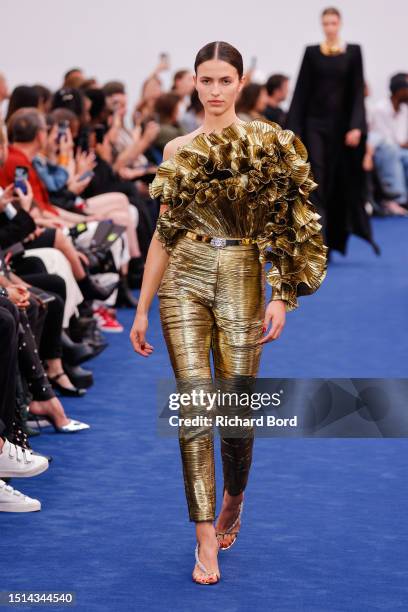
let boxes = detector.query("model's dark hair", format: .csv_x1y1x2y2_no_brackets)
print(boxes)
265,74,288,96
187,89,204,114
321,6,341,18
236,83,264,114
194,41,243,79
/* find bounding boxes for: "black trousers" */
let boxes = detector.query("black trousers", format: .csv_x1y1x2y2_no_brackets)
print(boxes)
13,255,67,359
24,228,57,250
0,298,19,437
24,274,66,359
17,307,54,402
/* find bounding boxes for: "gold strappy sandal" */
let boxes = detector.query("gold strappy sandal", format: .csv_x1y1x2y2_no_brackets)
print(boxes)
192,542,220,585
215,499,244,551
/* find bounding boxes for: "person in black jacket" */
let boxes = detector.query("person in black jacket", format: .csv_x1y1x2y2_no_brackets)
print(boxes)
0,185,36,247
285,6,380,257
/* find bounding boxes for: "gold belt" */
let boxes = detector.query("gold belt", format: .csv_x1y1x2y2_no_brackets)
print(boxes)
184,230,256,248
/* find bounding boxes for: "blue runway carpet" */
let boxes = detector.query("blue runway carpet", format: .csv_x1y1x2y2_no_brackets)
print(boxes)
1,217,407,611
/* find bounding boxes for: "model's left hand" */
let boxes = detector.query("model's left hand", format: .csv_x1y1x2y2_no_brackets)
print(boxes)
257,300,286,344
345,129,361,147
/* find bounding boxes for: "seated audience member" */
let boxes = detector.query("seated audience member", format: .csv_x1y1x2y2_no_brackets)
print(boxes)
367,73,408,216
52,87,91,126
236,83,269,122
53,102,159,262
151,93,186,153
0,110,116,301
0,298,47,512
62,68,85,90
0,288,89,433
5,85,40,123
170,69,195,118
179,89,204,133
263,74,289,126
101,81,160,176
131,56,169,126
33,85,52,114
0,179,103,394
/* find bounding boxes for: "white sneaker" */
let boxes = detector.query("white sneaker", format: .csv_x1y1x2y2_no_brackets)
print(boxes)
0,439,49,478
0,479,41,512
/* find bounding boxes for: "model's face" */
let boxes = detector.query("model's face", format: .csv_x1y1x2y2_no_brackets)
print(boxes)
322,14,341,39
194,59,244,117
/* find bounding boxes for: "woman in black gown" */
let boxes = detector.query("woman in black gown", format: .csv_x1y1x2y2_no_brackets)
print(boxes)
286,6,380,257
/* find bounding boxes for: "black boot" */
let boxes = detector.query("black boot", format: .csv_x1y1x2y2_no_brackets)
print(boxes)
69,316,96,343
77,275,118,301
115,276,139,308
61,330,96,365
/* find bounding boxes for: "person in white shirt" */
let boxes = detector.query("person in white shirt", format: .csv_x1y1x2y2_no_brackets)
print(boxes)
367,73,408,216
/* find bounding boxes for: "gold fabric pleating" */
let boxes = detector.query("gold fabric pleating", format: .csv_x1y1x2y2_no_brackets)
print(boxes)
150,119,328,521
149,118,328,312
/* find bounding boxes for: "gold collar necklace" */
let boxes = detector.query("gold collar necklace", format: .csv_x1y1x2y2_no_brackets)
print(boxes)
320,41,346,56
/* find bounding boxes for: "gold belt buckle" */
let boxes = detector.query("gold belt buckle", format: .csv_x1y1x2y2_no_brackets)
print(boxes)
210,237,227,248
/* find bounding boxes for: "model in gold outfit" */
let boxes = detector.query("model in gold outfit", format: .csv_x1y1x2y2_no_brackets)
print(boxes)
130,41,328,585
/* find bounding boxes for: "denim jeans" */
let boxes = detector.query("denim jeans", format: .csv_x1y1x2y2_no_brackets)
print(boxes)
374,142,408,203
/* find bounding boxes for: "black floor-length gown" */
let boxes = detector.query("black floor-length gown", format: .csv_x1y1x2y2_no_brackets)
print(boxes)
285,43,380,256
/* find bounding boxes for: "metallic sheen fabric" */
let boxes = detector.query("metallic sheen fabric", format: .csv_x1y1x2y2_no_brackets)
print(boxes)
159,235,265,521
149,119,328,522
149,118,328,312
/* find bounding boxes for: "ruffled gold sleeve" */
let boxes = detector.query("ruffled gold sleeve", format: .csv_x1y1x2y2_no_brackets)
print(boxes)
148,119,328,309
148,157,184,254
253,125,328,311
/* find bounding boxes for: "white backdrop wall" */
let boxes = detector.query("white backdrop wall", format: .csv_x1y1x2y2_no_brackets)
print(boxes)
1,0,406,116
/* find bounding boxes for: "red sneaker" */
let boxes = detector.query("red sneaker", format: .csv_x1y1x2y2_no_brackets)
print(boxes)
93,306,124,333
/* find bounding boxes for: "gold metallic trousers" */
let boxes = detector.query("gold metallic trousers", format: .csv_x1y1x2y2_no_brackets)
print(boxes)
158,234,265,522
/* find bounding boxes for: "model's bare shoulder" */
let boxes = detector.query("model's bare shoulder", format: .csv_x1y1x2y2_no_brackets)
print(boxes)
162,138,183,161
163,129,204,161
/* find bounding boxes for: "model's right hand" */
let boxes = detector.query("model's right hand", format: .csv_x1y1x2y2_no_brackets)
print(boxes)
130,313,154,357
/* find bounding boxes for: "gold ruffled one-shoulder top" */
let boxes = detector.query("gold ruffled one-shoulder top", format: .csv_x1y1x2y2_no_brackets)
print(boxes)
149,118,328,311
